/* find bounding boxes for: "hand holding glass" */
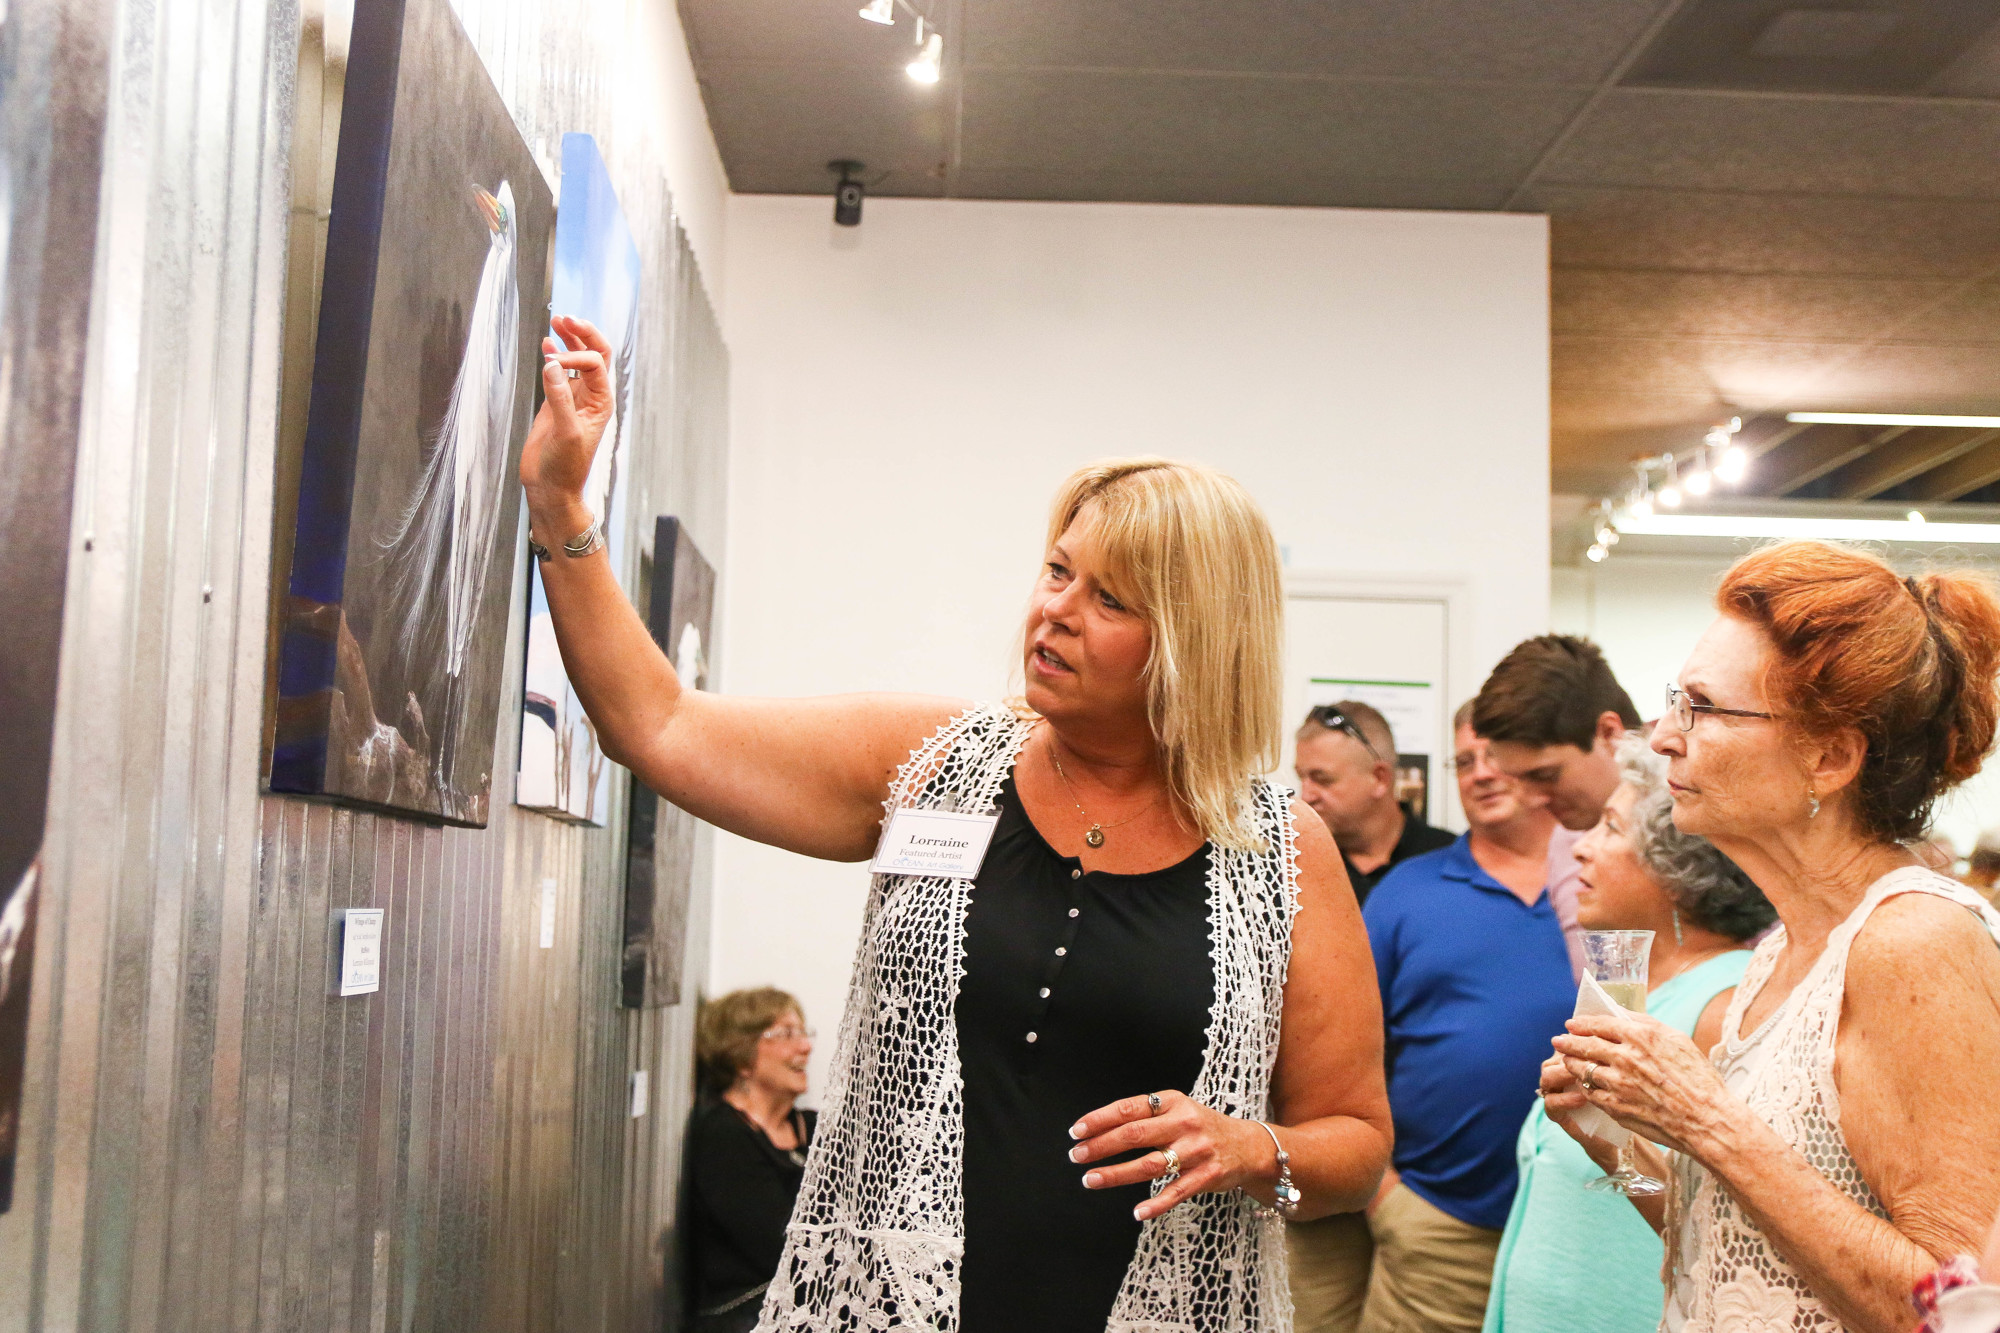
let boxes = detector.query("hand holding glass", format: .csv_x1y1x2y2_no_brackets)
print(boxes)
1581,930,1665,1198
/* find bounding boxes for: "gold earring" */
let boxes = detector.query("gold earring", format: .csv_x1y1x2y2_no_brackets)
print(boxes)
1807,787,1820,821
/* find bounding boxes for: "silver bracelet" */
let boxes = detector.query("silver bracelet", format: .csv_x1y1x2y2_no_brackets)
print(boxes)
560,516,605,558
1255,1121,1302,1219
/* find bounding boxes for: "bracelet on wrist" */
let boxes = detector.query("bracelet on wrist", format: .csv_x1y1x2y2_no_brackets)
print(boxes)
527,514,604,563
1253,1121,1301,1219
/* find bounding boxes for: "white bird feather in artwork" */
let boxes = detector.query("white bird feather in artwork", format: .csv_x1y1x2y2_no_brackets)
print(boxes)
380,178,520,682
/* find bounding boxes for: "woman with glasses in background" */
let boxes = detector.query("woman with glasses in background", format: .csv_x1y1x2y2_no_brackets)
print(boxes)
688,989,818,1333
1486,736,1772,1333
1543,541,2000,1333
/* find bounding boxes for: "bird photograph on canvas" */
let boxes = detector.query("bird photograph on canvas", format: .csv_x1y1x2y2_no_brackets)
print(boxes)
269,0,553,825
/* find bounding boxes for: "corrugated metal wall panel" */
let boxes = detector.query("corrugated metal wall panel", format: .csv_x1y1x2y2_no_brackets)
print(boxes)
1,0,730,1323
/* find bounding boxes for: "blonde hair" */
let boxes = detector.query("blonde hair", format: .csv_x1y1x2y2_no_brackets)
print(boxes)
1036,458,1284,850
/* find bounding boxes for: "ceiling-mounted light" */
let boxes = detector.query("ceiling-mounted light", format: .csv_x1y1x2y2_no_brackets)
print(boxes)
1786,412,2000,428
1617,512,2000,544
1685,468,1713,497
1705,427,1731,449
1659,484,1683,508
859,0,895,23
1715,446,1748,484
1586,543,1608,563
1908,510,1926,524
907,20,942,82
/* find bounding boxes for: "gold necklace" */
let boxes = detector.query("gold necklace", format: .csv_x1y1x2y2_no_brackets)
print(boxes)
1048,739,1158,848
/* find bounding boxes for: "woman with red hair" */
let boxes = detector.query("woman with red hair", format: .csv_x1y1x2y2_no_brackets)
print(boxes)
1541,539,2000,1333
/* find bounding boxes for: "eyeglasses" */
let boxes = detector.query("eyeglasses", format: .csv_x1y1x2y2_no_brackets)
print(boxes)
1665,684,1773,732
760,1024,815,1043
1306,705,1384,763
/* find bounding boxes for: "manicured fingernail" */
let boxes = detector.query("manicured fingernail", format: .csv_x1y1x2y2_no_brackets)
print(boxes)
1070,1122,1086,1139
1068,1146,1085,1162
1132,1205,1146,1220
1083,1172,1102,1188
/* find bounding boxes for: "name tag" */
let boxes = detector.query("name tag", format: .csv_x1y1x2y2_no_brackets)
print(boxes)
869,807,1000,880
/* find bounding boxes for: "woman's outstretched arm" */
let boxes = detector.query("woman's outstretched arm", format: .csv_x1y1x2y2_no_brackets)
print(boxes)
526,317,963,860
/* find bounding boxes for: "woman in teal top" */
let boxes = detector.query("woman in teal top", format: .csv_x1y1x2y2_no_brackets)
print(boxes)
1484,737,1774,1333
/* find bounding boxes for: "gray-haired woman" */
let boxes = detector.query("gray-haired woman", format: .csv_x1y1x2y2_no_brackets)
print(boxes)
1484,737,1773,1333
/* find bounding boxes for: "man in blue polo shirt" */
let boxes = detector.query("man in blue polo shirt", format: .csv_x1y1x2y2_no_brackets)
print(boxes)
1352,702,1577,1333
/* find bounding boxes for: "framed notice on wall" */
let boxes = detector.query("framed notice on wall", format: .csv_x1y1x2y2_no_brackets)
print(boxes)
1307,677,1440,823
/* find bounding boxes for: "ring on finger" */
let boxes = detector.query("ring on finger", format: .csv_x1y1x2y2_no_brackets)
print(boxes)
1581,1060,1599,1092
1147,1093,1164,1116
1159,1147,1181,1178
567,368,581,379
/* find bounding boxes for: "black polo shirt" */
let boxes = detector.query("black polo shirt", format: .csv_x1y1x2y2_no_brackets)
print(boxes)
1343,813,1455,908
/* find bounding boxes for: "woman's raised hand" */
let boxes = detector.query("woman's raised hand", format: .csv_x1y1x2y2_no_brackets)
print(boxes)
520,315,615,513
1067,1090,1277,1223
1551,1011,1734,1155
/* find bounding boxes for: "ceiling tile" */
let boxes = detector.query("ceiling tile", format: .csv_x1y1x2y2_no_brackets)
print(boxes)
1538,88,2000,197
1896,280,2000,342
1554,333,1855,405
681,0,924,67
697,64,952,195
951,166,1514,209
960,69,1588,182
1529,185,2000,278
1553,269,1958,339
1621,0,2000,96
1775,342,2000,408
961,0,1670,84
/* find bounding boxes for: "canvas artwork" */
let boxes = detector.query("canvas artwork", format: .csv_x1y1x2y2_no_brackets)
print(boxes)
622,518,715,1008
517,133,642,824
270,0,554,825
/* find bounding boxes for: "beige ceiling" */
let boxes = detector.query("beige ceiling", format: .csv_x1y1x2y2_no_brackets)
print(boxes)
679,0,2000,500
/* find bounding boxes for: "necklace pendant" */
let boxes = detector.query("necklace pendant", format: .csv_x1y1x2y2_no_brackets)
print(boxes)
1085,825,1105,848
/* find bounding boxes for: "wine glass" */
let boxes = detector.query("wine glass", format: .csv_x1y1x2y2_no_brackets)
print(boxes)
1581,929,1664,1198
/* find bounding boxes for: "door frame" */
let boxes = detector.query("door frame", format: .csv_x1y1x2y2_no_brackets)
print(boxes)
1283,571,1475,832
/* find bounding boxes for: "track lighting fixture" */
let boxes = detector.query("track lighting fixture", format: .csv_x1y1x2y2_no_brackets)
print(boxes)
859,0,895,23
907,24,943,83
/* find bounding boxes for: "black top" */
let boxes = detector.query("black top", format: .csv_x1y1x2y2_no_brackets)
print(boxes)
1344,813,1455,908
685,1098,818,1313
956,775,1216,1333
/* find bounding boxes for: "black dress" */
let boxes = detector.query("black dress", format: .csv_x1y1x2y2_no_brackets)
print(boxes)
685,1099,818,1333
956,775,1216,1333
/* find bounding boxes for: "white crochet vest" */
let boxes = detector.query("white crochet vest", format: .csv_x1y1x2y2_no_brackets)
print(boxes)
757,703,1301,1333
1665,867,2000,1332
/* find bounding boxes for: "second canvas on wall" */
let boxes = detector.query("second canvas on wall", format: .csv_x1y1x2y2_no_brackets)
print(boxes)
517,133,644,824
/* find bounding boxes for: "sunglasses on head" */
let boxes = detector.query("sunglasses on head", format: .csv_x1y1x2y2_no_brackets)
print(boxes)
1307,705,1385,763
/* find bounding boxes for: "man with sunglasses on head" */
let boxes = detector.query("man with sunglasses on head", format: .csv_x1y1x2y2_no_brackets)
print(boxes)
1293,701,1454,909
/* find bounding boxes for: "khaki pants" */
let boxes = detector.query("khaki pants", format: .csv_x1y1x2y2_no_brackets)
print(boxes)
1286,1185,1502,1333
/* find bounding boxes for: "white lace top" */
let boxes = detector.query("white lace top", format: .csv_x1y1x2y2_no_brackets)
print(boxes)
1663,866,2000,1333
757,704,1303,1333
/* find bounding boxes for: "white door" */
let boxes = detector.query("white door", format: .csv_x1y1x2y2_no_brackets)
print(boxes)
1281,589,1461,832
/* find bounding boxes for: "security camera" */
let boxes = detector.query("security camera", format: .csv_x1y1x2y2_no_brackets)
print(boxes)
829,160,865,227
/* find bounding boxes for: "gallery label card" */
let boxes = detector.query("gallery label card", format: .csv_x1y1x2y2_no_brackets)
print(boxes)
339,909,386,997
870,808,1000,881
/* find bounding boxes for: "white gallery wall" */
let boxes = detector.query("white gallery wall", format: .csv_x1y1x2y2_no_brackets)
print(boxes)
714,195,1551,1096
1555,552,2000,857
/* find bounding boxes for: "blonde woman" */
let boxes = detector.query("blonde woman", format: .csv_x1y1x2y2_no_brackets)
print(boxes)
525,318,1391,1333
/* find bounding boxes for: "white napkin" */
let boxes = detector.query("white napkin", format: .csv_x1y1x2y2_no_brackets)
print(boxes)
1566,972,1631,1147
1936,1284,2000,1333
